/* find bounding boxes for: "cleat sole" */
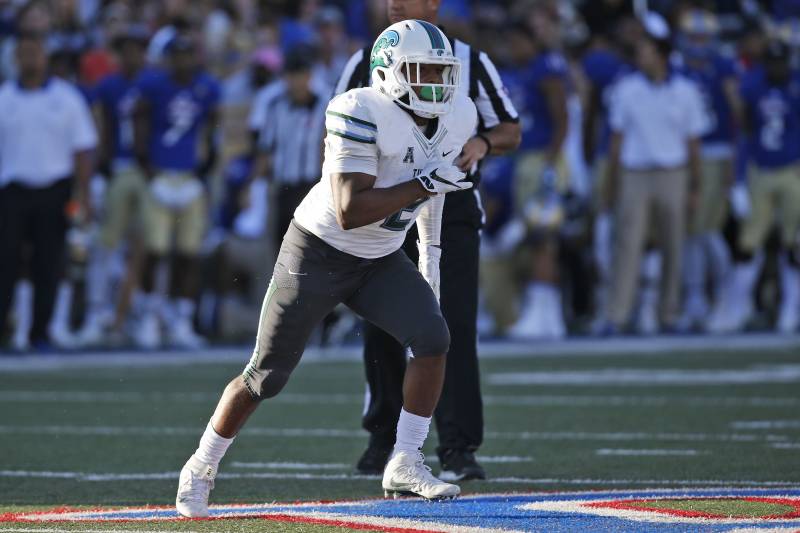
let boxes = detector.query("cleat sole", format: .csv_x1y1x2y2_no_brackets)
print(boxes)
383,489,458,501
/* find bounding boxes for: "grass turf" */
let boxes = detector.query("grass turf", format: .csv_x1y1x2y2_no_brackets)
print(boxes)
1,346,798,531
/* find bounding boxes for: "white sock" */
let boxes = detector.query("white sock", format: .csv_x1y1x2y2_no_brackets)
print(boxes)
683,236,705,302
86,246,113,318
705,232,731,298
193,422,234,468
177,298,196,320
50,282,73,331
140,292,163,315
12,280,33,345
394,408,431,454
779,254,800,311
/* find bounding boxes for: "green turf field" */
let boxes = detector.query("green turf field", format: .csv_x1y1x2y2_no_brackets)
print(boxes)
1,345,799,531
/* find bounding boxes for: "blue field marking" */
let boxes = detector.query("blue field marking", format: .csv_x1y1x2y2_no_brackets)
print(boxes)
13,489,800,532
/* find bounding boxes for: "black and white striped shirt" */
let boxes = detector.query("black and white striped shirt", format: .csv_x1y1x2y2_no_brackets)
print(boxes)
333,37,519,145
257,88,327,185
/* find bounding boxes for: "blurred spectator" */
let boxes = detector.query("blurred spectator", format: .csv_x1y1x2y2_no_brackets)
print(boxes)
2,0,800,349
208,155,271,340
673,8,741,332
311,6,349,91
581,14,638,330
132,35,220,349
1,0,52,81
252,45,327,252
714,40,800,333
77,26,149,346
602,13,708,334
0,31,97,350
220,45,282,167
503,5,571,339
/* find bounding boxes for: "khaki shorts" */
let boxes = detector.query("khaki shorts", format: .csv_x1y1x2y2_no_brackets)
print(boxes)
740,164,800,252
690,157,732,235
143,172,207,255
479,255,519,333
101,166,147,248
513,150,568,214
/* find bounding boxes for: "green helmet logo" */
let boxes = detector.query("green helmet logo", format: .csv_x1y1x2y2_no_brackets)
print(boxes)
370,29,400,72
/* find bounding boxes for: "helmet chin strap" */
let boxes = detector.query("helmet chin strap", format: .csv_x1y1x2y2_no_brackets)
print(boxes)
395,93,436,120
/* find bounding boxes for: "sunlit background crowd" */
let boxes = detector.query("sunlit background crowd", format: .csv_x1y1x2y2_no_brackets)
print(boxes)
1,0,799,351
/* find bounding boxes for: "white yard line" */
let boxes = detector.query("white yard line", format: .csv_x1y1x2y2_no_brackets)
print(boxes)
771,442,800,449
229,457,533,470
489,365,800,386
0,391,363,405
2,391,797,408
2,469,799,488
0,425,790,443
229,461,350,470
731,420,800,430
1,334,799,372
0,530,205,533
1,391,798,409
595,448,705,456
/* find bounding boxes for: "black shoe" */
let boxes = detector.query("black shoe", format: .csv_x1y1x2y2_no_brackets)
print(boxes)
355,441,393,475
438,449,486,481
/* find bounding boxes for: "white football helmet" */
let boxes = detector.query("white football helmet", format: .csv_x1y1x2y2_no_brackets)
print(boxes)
369,19,461,118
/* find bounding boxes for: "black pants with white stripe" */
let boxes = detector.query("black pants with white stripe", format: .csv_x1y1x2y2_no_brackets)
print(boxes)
361,188,484,457
0,178,71,346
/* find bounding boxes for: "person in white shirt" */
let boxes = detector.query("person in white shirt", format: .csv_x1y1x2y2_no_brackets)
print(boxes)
603,13,707,333
174,20,476,516
0,32,97,350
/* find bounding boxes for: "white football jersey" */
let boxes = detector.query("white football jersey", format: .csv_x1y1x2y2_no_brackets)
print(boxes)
293,87,477,259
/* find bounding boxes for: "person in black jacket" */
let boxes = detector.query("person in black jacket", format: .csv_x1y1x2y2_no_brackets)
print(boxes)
333,0,521,480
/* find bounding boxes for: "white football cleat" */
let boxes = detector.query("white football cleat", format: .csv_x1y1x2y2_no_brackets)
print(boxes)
777,259,800,334
508,284,564,339
635,286,659,335
382,451,460,500
176,456,216,518
169,318,207,349
133,312,161,349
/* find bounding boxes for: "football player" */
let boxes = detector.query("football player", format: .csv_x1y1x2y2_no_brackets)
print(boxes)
674,9,740,331
713,40,800,332
132,35,220,349
79,26,150,345
175,20,477,516
505,5,570,339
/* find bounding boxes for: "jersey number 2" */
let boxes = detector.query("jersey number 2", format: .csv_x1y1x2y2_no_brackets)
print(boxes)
381,197,429,232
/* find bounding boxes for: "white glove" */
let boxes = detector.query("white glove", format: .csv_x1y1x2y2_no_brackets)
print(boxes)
418,242,442,301
415,163,472,195
730,182,751,220
150,174,204,209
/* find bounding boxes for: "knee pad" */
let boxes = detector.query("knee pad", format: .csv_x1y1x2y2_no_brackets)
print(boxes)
409,315,450,357
242,365,292,401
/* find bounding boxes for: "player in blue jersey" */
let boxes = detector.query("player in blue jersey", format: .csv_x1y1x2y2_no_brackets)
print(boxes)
78,27,149,345
132,35,221,348
501,13,570,339
717,40,800,333
673,9,742,332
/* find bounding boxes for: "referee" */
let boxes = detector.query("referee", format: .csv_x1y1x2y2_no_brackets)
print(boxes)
254,47,328,250
335,0,520,479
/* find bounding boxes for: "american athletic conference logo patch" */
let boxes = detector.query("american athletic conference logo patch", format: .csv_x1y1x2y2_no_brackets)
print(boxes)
4,489,800,531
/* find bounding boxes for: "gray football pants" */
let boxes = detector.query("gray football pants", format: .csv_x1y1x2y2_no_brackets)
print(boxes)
243,221,450,399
